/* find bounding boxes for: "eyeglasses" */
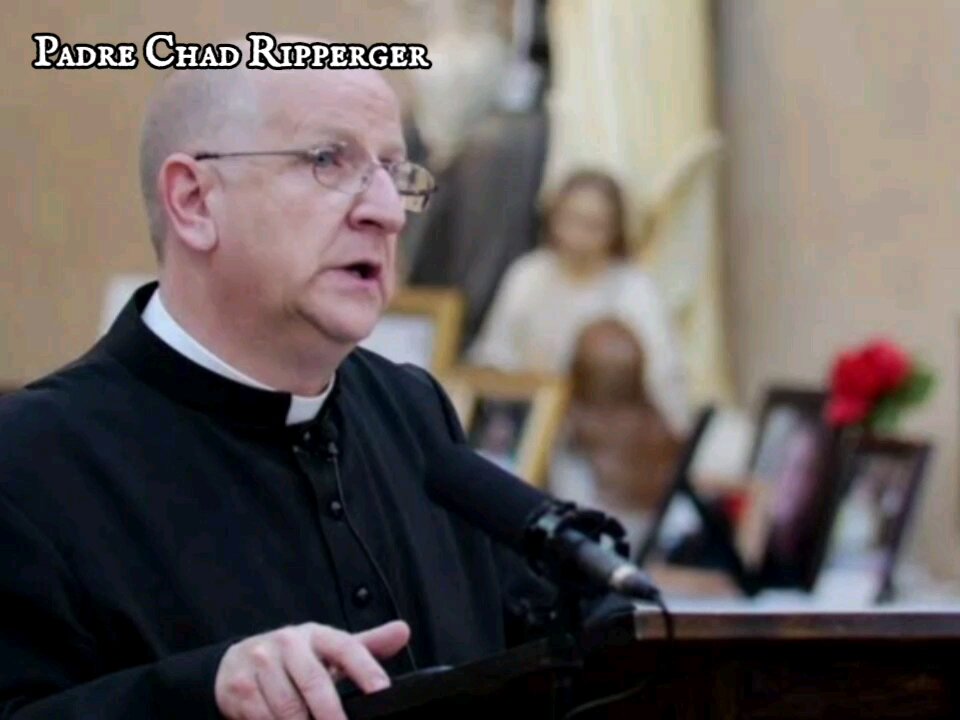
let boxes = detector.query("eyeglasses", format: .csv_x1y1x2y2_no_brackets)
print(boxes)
193,141,436,213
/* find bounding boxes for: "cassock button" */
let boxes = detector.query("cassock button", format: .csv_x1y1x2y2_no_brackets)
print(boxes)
352,585,372,608
329,499,344,519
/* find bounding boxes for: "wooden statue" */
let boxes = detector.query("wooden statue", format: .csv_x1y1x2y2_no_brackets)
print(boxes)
566,317,682,513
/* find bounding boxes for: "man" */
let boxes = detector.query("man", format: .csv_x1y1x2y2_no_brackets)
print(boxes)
0,38,553,719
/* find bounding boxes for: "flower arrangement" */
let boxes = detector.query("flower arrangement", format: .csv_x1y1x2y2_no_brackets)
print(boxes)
825,339,935,432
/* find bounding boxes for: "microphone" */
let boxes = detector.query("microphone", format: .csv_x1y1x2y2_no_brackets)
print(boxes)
424,443,661,603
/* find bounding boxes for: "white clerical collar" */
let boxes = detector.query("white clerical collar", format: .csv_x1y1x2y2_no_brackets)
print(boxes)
141,289,332,425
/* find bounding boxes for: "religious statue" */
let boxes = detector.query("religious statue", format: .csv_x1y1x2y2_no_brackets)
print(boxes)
549,317,682,550
402,0,553,345
467,169,691,435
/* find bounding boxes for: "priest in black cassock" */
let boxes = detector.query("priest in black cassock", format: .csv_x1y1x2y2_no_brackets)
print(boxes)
0,38,554,720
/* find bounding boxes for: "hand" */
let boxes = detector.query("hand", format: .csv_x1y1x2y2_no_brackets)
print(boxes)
215,620,411,720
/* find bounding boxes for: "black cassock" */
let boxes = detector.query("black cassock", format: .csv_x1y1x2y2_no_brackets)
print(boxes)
0,283,554,718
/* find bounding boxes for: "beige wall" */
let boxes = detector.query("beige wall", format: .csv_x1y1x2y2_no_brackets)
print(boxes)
0,1,425,383
717,0,960,576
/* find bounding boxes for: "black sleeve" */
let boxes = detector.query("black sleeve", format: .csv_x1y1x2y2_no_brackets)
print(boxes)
402,365,560,647
0,490,230,719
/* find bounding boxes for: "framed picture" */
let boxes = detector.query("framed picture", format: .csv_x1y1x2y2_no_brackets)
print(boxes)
360,286,464,374
629,407,757,597
818,436,930,604
439,368,570,488
734,386,841,590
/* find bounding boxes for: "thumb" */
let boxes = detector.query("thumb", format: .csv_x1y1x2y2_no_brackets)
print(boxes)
355,620,411,659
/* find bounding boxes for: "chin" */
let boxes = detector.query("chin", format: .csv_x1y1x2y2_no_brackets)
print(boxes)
307,307,383,346
298,281,388,343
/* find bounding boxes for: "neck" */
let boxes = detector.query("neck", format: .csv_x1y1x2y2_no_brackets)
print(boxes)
556,250,610,282
157,271,342,397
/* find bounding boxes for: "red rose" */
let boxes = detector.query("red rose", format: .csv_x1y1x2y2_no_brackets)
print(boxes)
826,339,925,428
826,394,871,426
831,350,885,400
862,339,911,393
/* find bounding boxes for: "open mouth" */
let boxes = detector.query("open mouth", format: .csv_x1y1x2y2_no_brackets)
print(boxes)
342,262,380,281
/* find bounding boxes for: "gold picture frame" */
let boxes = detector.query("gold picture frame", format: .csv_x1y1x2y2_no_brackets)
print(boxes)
439,367,571,489
360,286,465,374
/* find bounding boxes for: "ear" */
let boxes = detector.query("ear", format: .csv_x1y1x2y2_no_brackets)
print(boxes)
159,153,219,253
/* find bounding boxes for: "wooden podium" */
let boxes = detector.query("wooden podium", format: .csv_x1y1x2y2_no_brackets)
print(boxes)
344,608,960,719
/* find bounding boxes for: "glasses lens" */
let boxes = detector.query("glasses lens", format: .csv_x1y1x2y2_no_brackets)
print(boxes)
311,146,436,212
311,142,367,194
392,162,435,213
402,193,429,213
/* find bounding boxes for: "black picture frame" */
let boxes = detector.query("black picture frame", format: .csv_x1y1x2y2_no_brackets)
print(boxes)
819,435,931,604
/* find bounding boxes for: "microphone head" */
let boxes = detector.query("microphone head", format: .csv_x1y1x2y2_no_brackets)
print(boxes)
424,443,554,552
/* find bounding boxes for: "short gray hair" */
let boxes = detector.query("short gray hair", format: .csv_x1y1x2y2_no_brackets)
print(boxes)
138,67,260,260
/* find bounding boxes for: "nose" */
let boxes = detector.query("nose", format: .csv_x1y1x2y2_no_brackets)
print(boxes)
348,166,407,236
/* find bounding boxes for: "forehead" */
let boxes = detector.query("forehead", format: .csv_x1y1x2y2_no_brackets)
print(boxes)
259,70,404,153
560,185,614,215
